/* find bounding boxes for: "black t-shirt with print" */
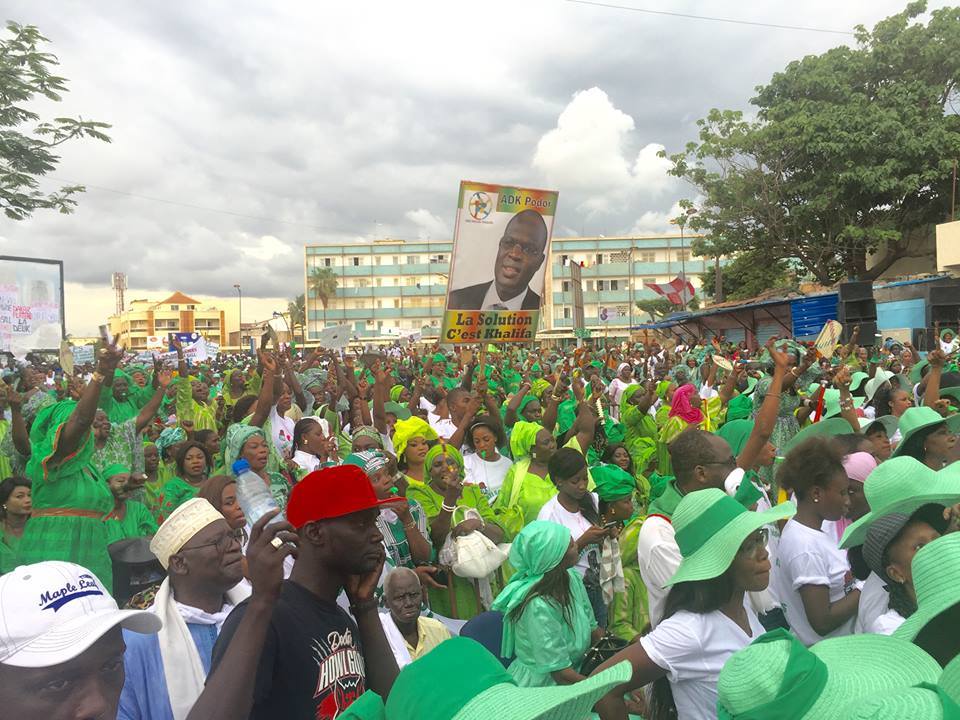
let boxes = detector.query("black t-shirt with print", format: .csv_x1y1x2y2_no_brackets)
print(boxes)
211,580,367,720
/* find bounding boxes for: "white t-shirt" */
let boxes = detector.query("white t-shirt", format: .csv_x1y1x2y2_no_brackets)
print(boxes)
854,572,890,635
607,378,633,420
637,516,682,627
537,494,600,578
640,605,765,720
870,608,906,635
774,518,857,646
428,412,457,440
463,452,513,503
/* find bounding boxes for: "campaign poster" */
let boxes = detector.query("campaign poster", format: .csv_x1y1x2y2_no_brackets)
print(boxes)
441,181,558,344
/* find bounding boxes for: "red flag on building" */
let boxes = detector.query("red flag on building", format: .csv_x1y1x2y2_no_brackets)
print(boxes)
644,276,696,306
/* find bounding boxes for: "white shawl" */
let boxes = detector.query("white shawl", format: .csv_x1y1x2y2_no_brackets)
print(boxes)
153,577,248,720
379,611,414,669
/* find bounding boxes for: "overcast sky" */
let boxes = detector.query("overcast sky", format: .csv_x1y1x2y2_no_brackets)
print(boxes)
0,1,941,334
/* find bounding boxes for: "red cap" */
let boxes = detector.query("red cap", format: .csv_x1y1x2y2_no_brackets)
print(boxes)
287,465,396,528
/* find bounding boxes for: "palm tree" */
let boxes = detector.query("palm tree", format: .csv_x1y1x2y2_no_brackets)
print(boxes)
308,267,339,329
288,294,306,344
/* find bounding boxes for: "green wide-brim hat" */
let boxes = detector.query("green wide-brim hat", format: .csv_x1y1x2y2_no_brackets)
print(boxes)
666,488,796,587
895,533,960,644
383,401,412,421
744,375,759,395
371,637,632,720
850,371,869,392
821,389,865,419
860,414,898,439
939,386,960,405
784,417,855,454
941,653,960,704
837,684,960,719
912,359,931,385
840,457,960,549
891,406,960,459
718,629,942,719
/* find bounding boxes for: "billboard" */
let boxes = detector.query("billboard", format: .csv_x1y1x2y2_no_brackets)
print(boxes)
0,256,65,354
441,181,559,344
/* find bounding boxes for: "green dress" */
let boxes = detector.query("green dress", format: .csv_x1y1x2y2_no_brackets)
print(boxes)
506,571,597,687
21,402,114,588
0,529,21,575
491,459,556,540
607,515,649,642
0,421,11,481
154,477,202,525
104,500,158,545
407,480,503,620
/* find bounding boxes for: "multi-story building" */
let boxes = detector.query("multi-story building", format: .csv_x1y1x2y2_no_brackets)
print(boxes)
109,291,228,351
303,234,710,341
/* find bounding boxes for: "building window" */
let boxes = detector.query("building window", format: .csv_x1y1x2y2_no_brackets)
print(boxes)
170,305,179,311
392,256,400,265
563,307,571,319
597,280,606,291
676,251,690,262
562,280,570,292
587,281,594,291
187,304,195,310
639,251,656,263
407,256,419,264
406,277,417,286
596,253,604,265
643,277,657,284
357,278,369,288
377,300,382,309
375,256,381,265
437,254,445,262
393,299,400,308
611,280,619,290
352,257,360,266
324,258,332,267
561,254,569,266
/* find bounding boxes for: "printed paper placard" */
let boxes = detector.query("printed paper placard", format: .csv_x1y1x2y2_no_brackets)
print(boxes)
441,180,558,344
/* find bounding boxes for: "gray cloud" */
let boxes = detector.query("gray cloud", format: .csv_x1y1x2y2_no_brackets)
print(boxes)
2,0,939,326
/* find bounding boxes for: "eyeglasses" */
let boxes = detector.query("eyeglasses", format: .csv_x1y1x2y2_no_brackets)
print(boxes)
738,528,769,558
179,529,241,556
499,237,543,257
700,456,737,469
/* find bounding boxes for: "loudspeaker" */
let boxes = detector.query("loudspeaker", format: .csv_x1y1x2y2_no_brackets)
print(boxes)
838,281,874,302
925,283,960,328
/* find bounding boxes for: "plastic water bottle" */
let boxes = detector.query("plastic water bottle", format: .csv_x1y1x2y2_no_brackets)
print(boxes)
232,459,285,526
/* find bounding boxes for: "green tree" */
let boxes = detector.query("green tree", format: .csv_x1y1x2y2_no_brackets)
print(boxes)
308,267,339,327
1,22,111,220
700,249,794,301
664,2,960,285
287,294,305,343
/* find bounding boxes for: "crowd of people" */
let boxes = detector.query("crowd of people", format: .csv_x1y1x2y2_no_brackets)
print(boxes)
4,323,960,719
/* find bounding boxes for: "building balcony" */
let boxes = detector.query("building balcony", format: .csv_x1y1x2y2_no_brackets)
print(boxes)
308,307,444,321
327,284,449,299
551,260,711,278
312,262,450,277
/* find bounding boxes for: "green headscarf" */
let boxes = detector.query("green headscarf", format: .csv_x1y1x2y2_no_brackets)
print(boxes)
102,463,131,480
942,328,956,340
392,417,438,459
726,393,754,422
718,419,754,457
155,426,186,460
22,390,56,425
591,463,636,502
224,424,266,473
345,450,390,476
389,385,405,403
510,421,544,459
491,520,572,658
619,383,642,419
298,368,327,392
351,426,384,450
424,444,464,476
655,380,672,401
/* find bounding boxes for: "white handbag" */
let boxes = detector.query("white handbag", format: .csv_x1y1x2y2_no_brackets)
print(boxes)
439,506,507,579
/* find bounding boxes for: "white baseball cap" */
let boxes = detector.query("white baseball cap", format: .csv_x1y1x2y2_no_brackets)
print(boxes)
0,561,161,668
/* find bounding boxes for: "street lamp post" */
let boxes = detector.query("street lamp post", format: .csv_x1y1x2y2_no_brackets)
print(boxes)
233,284,242,352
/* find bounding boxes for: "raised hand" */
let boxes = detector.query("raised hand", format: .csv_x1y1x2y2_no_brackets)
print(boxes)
246,510,298,603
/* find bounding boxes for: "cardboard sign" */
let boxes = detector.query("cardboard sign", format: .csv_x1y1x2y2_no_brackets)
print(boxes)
814,320,844,358
441,180,558,344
